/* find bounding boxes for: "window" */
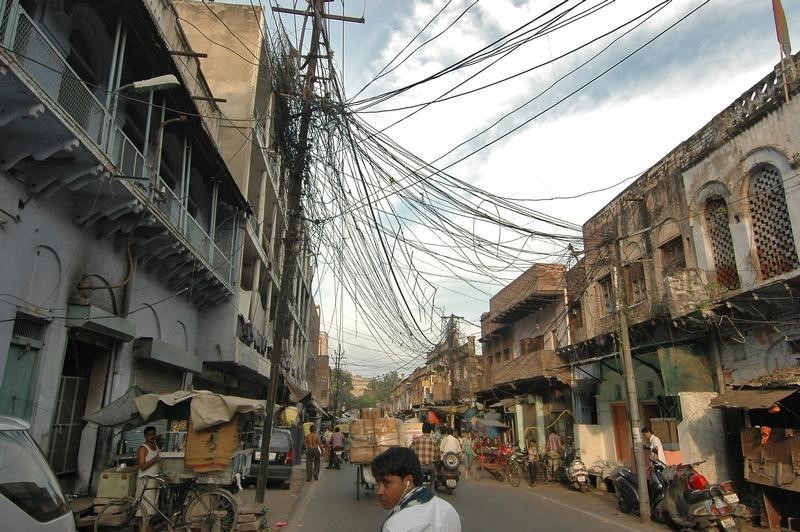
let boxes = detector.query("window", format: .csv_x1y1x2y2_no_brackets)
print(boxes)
519,336,544,354
748,164,799,279
646,380,655,398
503,348,510,361
659,237,686,272
599,276,614,315
494,352,501,363
569,303,584,329
614,384,623,401
624,261,646,304
0,317,46,420
705,197,740,290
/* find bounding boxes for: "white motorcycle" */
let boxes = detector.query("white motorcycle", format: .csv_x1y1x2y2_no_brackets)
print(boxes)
564,447,590,492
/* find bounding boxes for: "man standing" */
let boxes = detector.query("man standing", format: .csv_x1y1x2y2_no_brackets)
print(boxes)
304,425,321,481
372,446,461,532
546,428,563,453
642,426,666,463
410,422,440,474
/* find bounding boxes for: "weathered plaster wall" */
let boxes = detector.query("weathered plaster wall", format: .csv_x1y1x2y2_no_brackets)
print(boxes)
717,324,800,386
677,391,730,483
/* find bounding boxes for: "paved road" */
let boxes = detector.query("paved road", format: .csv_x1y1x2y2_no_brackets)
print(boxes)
285,461,665,532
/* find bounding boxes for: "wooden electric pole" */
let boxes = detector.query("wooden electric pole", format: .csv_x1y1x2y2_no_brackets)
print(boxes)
611,232,650,522
255,0,324,504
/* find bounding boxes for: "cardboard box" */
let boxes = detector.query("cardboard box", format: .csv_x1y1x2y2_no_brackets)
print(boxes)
96,469,137,498
360,407,384,419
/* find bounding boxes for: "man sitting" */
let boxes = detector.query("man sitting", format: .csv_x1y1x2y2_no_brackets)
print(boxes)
410,422,440,477
373,446,460,532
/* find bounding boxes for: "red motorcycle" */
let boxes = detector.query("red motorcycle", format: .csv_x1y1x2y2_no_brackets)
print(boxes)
674,461,741,530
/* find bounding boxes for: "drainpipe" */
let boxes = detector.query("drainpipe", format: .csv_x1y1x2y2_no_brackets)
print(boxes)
709,333,726,393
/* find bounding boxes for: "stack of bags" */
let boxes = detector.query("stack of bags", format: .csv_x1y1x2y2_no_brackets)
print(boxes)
349,410,402,463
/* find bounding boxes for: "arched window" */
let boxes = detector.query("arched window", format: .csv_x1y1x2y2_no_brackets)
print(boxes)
748,164,799,279
705,197,740,290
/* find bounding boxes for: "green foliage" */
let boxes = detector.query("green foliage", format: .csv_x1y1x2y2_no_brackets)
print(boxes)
330,370,400,416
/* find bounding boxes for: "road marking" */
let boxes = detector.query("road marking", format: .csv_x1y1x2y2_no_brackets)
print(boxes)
525,491,650,532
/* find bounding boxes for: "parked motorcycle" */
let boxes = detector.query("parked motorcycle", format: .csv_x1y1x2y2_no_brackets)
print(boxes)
563,446,590,491
673,461,742,531
610,458,739,531
434,451,461,494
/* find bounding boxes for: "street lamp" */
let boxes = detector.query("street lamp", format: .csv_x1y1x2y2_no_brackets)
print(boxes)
106,74,180,154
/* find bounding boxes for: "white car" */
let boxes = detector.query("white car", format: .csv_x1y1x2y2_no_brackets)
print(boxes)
0,416,76,531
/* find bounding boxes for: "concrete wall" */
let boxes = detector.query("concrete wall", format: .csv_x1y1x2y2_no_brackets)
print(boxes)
677,391,730,484
575,423,615,474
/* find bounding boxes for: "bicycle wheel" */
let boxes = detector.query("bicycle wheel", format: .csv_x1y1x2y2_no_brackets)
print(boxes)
94,497,146,532
183,488,238,532
508,462,522,488
535,460,548,481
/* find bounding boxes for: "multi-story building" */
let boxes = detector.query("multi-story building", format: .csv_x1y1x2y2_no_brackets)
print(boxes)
0,0,318,493
174,0,318,403
0,0,245,492
560,53,800,515
478,263,571,446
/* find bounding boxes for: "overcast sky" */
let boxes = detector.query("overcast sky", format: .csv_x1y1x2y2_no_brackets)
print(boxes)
263,0,799,377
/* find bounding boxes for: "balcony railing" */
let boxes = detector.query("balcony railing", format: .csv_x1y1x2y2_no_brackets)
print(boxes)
0,0,234,289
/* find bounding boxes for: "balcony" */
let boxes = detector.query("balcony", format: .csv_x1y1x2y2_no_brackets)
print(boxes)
0,0,238,302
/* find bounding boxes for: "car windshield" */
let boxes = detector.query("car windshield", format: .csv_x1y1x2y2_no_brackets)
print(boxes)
0,429,69,522
257,430,290,450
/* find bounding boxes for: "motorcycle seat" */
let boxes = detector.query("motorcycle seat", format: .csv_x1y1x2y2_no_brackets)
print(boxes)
685,489,709,504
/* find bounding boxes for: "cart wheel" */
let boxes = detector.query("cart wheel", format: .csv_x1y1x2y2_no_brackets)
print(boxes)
94,497,145,531
183,488,238,532
356,464,361,501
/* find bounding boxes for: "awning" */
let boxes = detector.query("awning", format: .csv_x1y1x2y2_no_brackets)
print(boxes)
134,389,265,430
475,418,509,428
489,398,517,409
67,304,136,342
83,386,148,429
133,338,202,373
283,374,311,402
710,389,798,409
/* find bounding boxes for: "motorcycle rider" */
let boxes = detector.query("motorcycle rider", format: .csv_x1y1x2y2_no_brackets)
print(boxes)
327,426,344,470
440,427,461,457
410,422,440,480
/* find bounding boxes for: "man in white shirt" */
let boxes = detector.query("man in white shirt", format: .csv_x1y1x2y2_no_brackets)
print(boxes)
372,446,461,532
439,428,462,457
642,426,666,463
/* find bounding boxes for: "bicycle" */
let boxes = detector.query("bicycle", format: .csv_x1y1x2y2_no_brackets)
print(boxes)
94,475,238,532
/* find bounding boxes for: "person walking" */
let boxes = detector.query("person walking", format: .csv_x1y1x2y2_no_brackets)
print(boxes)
461,432,475,480
526,438,539,486
304,425,321,481
372,446,461,532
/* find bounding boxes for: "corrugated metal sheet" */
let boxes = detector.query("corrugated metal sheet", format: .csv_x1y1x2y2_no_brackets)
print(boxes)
709,389,797,409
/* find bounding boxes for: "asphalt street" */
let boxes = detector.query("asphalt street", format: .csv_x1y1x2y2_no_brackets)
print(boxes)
284,460,666,532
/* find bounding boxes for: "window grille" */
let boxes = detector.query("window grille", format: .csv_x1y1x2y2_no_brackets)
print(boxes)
749,164,799,279
705,197,740,290
12,317,46,342
624,262,646,304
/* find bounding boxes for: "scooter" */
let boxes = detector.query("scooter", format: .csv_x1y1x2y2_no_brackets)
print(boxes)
673,461,742,531
610,458,739,531
563,447,590,492
434,451,460,494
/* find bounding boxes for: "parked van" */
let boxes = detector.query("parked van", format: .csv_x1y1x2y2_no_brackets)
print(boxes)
0,416,76,531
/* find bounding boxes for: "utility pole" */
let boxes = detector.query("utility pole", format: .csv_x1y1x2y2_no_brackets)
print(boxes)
611,232,650,522
331,346,343,420
445,315,462,406
255,0,325,504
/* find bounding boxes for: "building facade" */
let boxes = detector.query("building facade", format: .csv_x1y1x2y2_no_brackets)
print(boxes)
0,0,318,494
559,52,800,516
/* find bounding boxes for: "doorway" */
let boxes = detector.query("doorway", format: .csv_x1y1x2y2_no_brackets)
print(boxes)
611,403,632,465
49,333,111,491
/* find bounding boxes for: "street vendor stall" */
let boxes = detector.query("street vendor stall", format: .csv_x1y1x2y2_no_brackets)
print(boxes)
86,389,265,492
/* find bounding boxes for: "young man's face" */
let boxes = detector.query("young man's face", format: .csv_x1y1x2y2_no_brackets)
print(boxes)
376,473,414,509
144,430,156,443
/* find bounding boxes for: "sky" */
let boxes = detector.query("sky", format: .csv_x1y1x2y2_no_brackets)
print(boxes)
261,0,800,377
